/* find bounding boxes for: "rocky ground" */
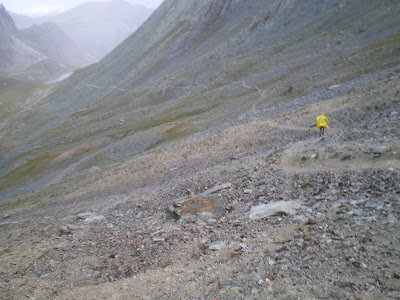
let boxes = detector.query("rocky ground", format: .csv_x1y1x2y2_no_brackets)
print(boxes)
0,67,400,299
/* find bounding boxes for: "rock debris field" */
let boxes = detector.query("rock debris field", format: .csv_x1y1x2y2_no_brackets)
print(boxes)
1,69,400,299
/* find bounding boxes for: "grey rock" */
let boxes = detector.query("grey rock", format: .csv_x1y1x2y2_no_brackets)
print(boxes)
218,280,244,289
77,212,105,223
209,241,227,251
365,202,383,210
293,215,309,223
202,183,232,196
167,195,225,220
302,255,314,262
371,146,385,158
349,209,364,216
249,201,300,220
239,243,248,249
353,216,378,222
256,179,266,186
386,215,398,224
40,272,51,279
152,237,165,242
59,225,73,235
0,221,19,227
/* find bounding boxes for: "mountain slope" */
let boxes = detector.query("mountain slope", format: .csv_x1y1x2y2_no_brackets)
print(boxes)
1,0,400,198
0,1,400,298
11,0,154,59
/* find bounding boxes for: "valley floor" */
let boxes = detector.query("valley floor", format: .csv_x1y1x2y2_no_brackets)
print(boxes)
1,68,400,299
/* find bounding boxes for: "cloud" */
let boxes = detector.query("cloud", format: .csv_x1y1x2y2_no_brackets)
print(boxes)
2,0,164,15
22,5,64,16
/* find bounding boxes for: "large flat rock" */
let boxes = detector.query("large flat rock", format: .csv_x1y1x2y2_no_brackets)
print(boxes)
168,196,226,220
249,200,300,220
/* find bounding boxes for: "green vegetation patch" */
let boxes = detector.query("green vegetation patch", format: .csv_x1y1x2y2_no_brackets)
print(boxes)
0,78,42,122
1,152,60,191
335,31,400,81
300,182,310,189
146,122,198,151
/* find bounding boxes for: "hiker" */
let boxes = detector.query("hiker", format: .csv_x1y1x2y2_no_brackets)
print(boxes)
316,112,329,137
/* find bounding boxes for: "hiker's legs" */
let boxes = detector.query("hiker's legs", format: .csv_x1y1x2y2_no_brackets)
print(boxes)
319,128,322,137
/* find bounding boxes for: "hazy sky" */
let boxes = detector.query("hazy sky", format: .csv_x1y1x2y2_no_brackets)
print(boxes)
1,0,164,15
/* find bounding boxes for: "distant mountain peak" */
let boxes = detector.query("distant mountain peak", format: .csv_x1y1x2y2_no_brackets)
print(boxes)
10,1,153,59
0,3,96,81
0,3,18,33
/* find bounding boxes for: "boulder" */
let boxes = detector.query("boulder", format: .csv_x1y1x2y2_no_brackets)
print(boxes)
249,201,300,220
168,196,225,220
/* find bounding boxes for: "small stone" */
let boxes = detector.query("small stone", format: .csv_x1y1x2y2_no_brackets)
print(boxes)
302,255,314,262
59,226,73,235
256,179,266,186
230,243,242,251
387,215,398,224
370,146,385,158
152,237,166,242
268,259,276,266
218,280,244,289
293,215,309,223
239,243,247,249
202,183,232,196
40,273,51,279
209,241,227,251
0,221,19,227
354,216,377,222
77,212,105,223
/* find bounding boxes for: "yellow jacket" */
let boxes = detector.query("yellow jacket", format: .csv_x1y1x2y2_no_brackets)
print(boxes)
316,113,329,130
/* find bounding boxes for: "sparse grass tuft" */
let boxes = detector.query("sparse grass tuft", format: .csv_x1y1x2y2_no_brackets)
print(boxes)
301,183,310,189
